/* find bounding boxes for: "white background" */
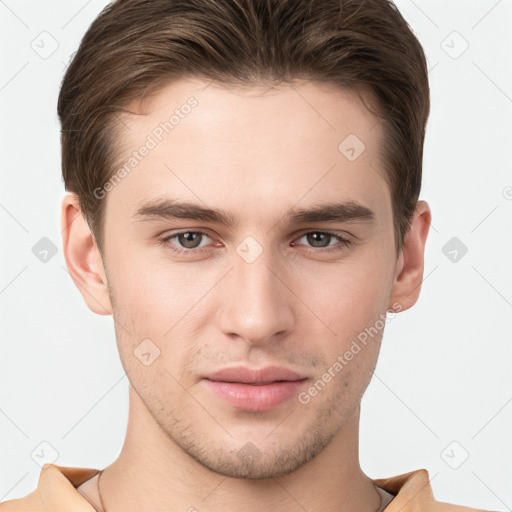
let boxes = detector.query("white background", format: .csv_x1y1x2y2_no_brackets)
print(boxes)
0,0,511,509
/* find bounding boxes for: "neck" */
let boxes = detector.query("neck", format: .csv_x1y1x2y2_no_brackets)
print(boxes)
99,385,381,512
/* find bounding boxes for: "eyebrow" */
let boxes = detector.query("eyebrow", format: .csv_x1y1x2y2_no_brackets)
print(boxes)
132,198,375,227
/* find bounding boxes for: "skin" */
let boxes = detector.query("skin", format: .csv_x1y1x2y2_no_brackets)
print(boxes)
61,78,431,512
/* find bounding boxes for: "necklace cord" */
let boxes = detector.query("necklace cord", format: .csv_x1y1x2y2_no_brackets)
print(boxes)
97,469,107,512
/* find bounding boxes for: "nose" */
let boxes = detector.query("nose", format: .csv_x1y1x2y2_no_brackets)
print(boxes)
217,243,295,347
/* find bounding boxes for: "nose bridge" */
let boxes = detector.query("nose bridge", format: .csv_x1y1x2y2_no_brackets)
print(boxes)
218,236,293,344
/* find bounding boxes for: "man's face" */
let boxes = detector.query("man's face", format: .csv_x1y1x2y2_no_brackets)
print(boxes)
100,79,400,478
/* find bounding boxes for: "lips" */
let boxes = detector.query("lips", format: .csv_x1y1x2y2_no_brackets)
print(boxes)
204,365,306,385
202,365,308,411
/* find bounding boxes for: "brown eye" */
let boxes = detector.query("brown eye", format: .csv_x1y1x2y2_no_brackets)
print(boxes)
292,231,352,254
159,230,213,254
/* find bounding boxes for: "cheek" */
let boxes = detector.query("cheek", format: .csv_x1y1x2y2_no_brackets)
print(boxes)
107,257,214,378
109,250,208,328
296,256,394,338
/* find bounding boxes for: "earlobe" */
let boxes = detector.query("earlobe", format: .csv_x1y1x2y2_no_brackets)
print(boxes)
388,200,431,312
60,193,113,316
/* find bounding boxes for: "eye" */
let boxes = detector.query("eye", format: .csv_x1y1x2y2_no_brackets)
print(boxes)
159,230,213,255
292,231,352,253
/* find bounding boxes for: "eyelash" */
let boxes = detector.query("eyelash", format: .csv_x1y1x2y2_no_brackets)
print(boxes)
158,230,352,256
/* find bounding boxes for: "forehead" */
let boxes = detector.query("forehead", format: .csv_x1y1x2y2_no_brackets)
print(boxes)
105,78,390,226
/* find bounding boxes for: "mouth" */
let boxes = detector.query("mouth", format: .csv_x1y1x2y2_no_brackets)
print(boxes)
201,366,308,412
204,364,306,384
232,381,290,385
213,378,304,385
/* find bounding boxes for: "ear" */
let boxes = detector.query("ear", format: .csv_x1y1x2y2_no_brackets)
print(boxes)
388,200,431,312
60,193,113,315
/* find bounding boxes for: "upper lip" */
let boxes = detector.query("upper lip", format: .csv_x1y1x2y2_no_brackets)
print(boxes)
204,365,307,384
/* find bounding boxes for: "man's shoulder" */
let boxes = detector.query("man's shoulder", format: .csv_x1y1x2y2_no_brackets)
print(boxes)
373,468,495,512
0,489,41,511
0,463,99,511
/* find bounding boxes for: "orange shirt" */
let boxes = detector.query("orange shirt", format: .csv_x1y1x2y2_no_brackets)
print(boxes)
0,463,492,511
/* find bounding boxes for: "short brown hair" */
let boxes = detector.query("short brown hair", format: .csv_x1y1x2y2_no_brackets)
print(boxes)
58,0,430,256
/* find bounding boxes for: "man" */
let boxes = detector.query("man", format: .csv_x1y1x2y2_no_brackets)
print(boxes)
0,0,494,510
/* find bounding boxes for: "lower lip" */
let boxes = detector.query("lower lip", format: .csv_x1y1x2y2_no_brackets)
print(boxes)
202,379,308,412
